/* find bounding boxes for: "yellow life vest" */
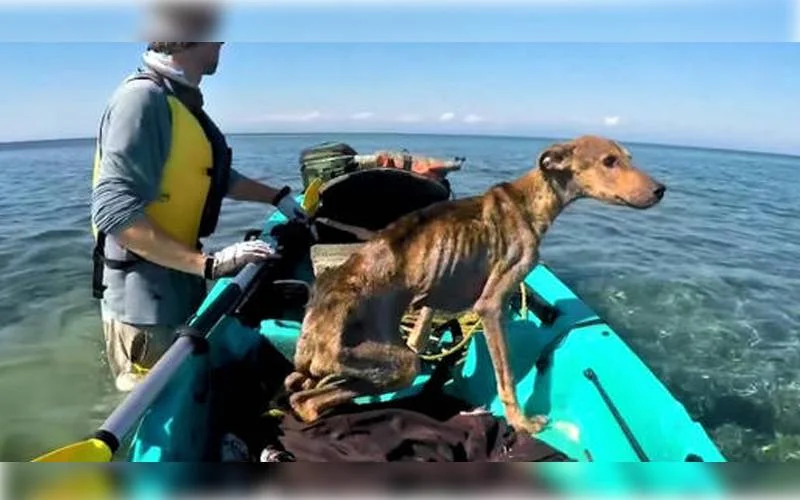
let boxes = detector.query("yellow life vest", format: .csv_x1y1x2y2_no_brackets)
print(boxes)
91,72,231,298
91,95,214,247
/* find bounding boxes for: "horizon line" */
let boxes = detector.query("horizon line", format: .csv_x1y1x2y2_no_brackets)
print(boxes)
1,130,798,160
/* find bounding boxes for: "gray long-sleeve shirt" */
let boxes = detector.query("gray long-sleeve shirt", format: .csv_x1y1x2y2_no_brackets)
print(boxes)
91,71,243,326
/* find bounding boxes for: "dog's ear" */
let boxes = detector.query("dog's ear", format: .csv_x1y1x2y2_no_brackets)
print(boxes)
537,143,574,171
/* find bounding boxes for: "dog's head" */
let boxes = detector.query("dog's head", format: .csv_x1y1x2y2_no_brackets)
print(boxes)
536,135,666,209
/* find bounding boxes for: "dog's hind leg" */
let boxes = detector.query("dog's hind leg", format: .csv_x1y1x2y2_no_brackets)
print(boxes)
289,342,420,423
406,306,435,353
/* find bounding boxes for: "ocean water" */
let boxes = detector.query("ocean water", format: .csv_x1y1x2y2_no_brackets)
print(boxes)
0,132,798,462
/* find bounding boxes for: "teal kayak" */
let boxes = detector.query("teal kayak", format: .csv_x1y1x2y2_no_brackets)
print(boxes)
123,167,727,490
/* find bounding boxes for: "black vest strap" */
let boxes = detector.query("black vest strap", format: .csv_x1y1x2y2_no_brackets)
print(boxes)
190,108,231,239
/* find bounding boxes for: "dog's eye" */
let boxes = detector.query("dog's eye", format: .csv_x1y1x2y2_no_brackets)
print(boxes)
603,155,617,168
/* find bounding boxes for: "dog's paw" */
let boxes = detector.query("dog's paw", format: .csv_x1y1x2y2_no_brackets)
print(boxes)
288,392,323,423
284,371,317,392
283,372,306,392
510,414,549,435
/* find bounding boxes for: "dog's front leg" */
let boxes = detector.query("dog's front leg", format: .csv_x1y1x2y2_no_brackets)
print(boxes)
477,304,547,435
475,260,548,436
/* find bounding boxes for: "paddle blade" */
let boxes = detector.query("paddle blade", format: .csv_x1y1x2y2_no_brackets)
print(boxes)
303,177,323,215
31,438,112,462
24,466,117,500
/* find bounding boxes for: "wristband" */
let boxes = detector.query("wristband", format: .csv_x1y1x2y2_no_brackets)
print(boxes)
272,185,292,206
203,255,215,280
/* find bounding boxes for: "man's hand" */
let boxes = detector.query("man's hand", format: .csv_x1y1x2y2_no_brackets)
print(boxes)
273,188,310,223
206,240,275,279
271,186,317,240
227,177,310,224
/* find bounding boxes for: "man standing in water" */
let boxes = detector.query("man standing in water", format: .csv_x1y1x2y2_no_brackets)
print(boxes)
90,4,309,391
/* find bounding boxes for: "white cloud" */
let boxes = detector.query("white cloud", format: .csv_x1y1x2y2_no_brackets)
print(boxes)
604,116,621,126
351,111,374,120
397,113,422,123
463,114,485,124
439,112,456,122
255,110,322,123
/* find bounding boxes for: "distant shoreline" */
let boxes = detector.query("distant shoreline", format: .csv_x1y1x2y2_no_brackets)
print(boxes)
1,131,798,160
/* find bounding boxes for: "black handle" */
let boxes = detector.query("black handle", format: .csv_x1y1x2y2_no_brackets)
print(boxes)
585,368,650,461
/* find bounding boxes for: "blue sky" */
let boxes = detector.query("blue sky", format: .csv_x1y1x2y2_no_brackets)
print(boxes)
0,0,798,155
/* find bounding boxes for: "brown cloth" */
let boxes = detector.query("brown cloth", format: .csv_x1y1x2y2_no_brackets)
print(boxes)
266,393,571,463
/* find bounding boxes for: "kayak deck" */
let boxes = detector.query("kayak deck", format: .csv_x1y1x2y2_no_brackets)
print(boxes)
126,200,726,486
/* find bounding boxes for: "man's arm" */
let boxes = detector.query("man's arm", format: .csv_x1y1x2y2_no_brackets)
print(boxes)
227,174,282,204
226,172,310,224
116,218,207,276
91,79,207,277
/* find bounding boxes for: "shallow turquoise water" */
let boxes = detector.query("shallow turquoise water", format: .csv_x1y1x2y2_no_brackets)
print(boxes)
0,132,798,461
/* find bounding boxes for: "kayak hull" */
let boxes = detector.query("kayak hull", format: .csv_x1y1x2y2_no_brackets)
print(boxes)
126,198,725,489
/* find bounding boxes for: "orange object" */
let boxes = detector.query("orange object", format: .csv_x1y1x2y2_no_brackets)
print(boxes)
373,150,464,181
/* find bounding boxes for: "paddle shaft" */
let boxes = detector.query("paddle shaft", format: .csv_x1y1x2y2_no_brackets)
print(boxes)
96,262,263,452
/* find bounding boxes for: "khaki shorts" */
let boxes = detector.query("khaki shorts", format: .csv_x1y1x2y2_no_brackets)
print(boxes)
102,319,177,391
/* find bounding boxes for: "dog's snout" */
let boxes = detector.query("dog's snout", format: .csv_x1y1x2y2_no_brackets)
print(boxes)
653,183,666,200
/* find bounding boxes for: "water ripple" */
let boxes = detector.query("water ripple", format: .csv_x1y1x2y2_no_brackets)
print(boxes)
0,134,798,462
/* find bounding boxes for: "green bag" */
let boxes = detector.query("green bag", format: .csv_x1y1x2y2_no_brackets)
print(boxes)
299,142,359,191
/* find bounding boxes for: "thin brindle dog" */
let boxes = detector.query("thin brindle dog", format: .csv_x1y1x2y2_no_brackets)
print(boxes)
284,135,666,435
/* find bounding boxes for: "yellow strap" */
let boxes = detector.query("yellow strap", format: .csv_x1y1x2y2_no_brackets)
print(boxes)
132,363,150,376
400,283,528,362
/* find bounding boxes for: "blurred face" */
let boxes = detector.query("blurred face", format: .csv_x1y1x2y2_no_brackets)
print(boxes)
179,42,224,76
197,42,224,75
